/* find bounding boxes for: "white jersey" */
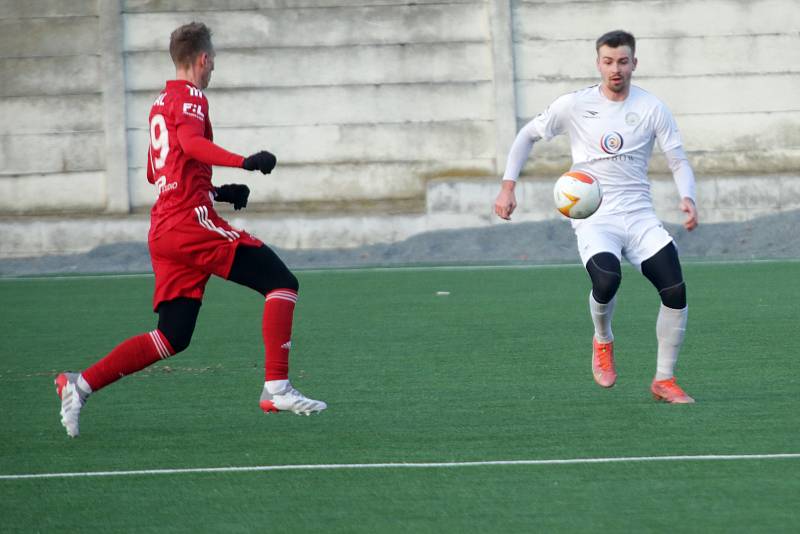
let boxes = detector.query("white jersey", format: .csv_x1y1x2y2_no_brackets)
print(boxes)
520,84,684,215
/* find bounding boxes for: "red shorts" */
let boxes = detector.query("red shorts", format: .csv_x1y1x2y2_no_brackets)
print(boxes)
149,205,263,311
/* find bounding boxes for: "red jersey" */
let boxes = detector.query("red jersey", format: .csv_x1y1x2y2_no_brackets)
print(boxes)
146,80,244,239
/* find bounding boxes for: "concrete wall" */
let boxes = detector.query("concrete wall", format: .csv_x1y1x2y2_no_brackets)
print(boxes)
0,0,798,256
0,1,106,213
511,0,800,176
122,0,496,212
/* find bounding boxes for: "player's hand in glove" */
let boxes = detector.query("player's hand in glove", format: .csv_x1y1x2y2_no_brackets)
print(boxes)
242,151,277,174
215,184,250,210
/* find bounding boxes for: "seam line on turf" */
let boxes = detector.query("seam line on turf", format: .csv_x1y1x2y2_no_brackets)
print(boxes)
3,258,800,281
2,453,799,480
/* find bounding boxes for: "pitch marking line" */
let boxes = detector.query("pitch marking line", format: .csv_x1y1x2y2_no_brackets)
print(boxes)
2,453,798,481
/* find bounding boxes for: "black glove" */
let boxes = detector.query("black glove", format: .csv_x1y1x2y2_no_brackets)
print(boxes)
215,184,250,210
242,151,277,174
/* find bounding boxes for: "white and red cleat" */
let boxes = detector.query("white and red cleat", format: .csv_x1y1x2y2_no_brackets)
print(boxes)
55,372,88,437
259,382,327,416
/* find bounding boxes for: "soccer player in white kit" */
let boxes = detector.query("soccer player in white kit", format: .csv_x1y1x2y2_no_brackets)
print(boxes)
494,30,697,403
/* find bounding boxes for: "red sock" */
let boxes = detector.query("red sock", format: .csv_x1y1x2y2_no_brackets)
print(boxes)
263,289,297,381
82,330,174,392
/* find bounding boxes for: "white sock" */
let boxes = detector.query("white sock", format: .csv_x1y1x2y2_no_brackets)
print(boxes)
265,379,290,395
590,292,616,343
655,304,688,380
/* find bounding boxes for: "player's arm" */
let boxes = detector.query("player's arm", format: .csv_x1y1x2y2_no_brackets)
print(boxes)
175,95,277,173
176,124,245,168
663,146,698,231
494,95,568,221
175,124,248,210
655,103,697,231
177,127,278,175
175,125,274,210
494,128,539,220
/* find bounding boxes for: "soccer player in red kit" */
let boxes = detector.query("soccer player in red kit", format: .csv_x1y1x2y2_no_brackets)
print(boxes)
55,22,326,438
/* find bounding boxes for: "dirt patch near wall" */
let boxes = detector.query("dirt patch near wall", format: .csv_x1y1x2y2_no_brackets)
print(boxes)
2,210,799,276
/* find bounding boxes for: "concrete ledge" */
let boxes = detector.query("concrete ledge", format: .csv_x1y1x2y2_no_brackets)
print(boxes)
0,212,505,258
428,174,800,224
3,174,799,258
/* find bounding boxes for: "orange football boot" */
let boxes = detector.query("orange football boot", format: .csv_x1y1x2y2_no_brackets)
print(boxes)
651,377,695,404
592,337,617,388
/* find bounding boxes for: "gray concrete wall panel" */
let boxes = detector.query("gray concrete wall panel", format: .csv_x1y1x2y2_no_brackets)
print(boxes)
0,0,97,19
128,161,428,209
0,132,105,175
127,82,494,128
0,171,106,213
124,4,488,50
123,0,479,11
516,35,800,80
99,0,133,213
0,95,103,134
0,56,100,97
0,17,99,57
128,120,495,166
514,0,794,39
125,42,493,90
0,216,149,258
516,75,797,116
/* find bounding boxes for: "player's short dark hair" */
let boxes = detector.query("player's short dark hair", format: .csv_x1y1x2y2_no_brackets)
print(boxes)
169,22,213,67
596,30,636,57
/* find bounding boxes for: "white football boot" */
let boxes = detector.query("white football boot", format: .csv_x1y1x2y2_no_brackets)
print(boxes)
54,372,89,437
259,382,327,416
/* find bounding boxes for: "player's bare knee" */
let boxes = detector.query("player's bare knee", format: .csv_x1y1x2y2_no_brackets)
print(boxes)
659,281,686,309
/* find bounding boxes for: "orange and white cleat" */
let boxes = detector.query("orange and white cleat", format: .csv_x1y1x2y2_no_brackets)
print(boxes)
651,377,695,404
592,337,617,388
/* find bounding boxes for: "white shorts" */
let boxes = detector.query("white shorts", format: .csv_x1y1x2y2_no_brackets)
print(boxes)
573,209,673,270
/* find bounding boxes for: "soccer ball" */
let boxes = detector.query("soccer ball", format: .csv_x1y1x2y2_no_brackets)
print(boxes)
553,171,602,219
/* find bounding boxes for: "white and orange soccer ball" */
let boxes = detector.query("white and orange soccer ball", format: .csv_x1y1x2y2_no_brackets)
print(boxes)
553,171,602,219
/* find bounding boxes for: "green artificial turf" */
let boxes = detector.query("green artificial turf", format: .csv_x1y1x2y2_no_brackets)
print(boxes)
1,262,798,532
